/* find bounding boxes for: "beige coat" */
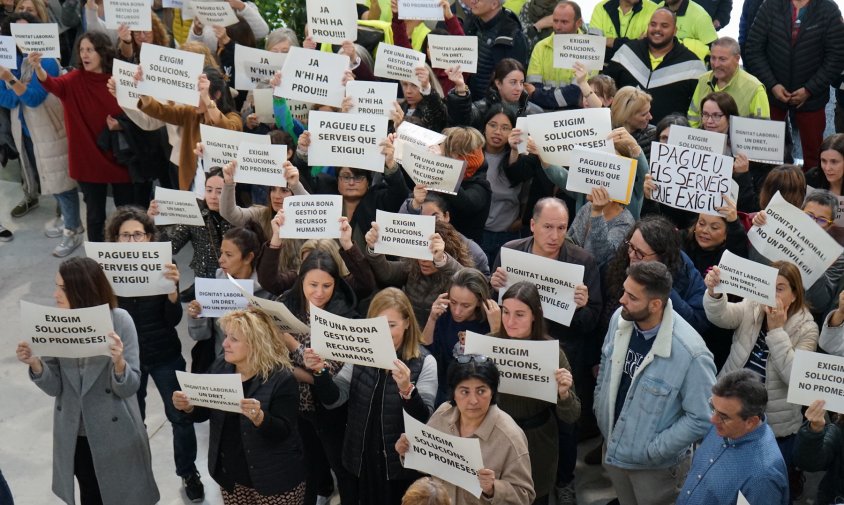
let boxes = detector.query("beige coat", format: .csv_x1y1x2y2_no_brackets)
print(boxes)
704,292,818,437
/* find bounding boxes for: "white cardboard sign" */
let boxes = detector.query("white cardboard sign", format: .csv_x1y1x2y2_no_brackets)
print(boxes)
306,0,358,44
730,116,786,165
666,124,727,154
394,121,446,162
112,58,140,111
748,191,844,287
137,43,203,106
307,110,388,172
345,80,398,118
176,371,244,413
10,23,60,58
713,249,778,306
153,187,205,226
514,117,529,154
309,305,398,370
280,195,343,239
499,247,584,326
195,277,253,318
276,47,349,108
787,350,844,414
528,108,612,166
648,142,734,217
21,301,113,358
200,124,271,168
84,242,174,297
374,43,425,86
403,411,484,497
565,147,637,204
553,34,606,71
226,274,311,334
463,331,560,403
286,99,312,123
252,88,275,123
0,36,16,69
104,0,152,30
398,0,444,20
234,45,286,90
190,0,238,26
427,35,477,74
402,142,465,195
234,142,287,186
737,491,751,505
374,210,435,261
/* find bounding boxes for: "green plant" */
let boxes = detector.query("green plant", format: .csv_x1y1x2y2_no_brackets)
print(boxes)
255,0,307,39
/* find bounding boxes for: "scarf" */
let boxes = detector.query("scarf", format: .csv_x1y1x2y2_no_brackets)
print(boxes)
459,148,485,178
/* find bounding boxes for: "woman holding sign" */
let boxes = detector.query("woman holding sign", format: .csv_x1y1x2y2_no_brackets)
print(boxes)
303,287,438,505
16,257,159,505
495,281,581,505
395,358,535,505
173,307,307,504
703,261,819,483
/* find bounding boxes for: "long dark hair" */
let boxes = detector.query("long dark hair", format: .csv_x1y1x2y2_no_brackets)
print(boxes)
290,249,343,314
77,31,115,74
204,66,235,114
498,281,547,341
486,58,525,100
222,221,265,269
59,257,117,309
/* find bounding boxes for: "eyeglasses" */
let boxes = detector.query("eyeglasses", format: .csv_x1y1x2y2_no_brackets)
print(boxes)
805,211,833,227
338,174,367,184
486,122,512,133
625,240,658,261
455,354,490,364
118,232,150,242
701,112,726,121
708,398,733,424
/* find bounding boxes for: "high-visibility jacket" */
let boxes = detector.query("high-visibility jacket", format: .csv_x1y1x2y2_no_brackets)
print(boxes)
589,0,658,59
657,0,718,60
687,68,769,127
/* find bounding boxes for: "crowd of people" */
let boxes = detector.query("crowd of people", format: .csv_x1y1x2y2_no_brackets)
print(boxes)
5,0,844,504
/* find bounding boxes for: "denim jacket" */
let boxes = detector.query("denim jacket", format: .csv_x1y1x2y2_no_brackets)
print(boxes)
594,301,716,469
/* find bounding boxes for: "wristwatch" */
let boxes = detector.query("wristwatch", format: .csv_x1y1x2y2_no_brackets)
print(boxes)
8,79,16,86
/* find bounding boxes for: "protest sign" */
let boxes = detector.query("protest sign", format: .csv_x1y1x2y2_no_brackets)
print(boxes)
10,23,60,58
738,491,750,505
252,87,274,123
514,117,528,154
112,59,140,111
84,242,174,297
402,142,465,194
309,305,398,370
306,0,357,44
345,80,398,118
787,350,844,414
527,108,612,166
200,124,271,168
499,248,584,326
553,34,606,71
226,274,311,334
136,44,203,106
394,121,446,162
648,142,734,216
276,47,349,108
565,147,637,204
280,195,343,239
373,210,435,261
427,35,478,73
575,137,614,154
713,250,778,306
463,331,560,403
832,192,844,228
286,99,311,123
195,277,253,318
176,371,244,413
104,0,152,30
748,191,844,287
730,116,786,164
0,36,17,69
163,0,182,8
374,43,425,86
234,45,286,90
666,124,727,154
403,412,484,497
21,301,113,358
234,142,287,187
398,0,444,20
190,0,238,26
153,187,205,226
308,110,388,171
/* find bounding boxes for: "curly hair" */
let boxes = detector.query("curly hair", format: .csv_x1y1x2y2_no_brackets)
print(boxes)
218,307,293,381
104,206,158,243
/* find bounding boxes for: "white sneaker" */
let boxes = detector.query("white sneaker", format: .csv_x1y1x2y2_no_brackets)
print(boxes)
53,228,83,257
44,216,64,238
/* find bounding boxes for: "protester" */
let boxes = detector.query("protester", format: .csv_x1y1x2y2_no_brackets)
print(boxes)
794,399,844,505
657,0,718,60
610,86,655,158
568,187,636,269
589,0,658,60
805,133,844,197
401,477,451,505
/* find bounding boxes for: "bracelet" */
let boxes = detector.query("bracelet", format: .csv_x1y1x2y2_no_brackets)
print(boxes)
312,367,327,377
584,90,594,99
399,383,415,400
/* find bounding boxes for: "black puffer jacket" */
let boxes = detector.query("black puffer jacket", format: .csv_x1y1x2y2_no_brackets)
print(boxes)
440,163,493,243
117,294,182,368
745,0,844,112
446,88,544,131
464,8,529,98
402,93,448,133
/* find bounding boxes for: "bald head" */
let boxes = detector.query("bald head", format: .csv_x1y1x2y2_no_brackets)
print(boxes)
647,9,677,51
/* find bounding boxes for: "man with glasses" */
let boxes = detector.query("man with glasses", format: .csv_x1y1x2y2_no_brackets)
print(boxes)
595,261,715,505
677,369,788,505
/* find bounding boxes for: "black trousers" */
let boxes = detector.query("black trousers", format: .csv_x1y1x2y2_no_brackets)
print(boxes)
74,436,103,505
78,182,134,242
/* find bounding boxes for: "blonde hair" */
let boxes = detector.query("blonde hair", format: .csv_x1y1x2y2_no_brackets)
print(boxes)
15,0,48,22
402,477,451,505
179,40,221,71
611,86,652,129
301,239,351,277
367,287,423,362
218,307,292,380
440,126,485,158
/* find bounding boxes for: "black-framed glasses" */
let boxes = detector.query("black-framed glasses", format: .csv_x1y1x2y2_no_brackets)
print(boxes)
118,231,150,242
805,211,833,227
701,112,726,121
338,174,367,184
455,354,489,364
625,240,658,261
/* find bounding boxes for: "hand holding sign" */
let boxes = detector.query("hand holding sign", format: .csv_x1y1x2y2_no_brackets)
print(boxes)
804,399,827,433
764,298,789,330
16,341,42,374
108,332,128,375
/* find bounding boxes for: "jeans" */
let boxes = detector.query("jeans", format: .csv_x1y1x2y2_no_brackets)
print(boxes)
137,355,198,477
78,181,134,242
54,189,81,230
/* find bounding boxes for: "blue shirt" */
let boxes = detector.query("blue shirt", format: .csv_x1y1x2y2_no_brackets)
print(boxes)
677,420,788,505
0,54,60,137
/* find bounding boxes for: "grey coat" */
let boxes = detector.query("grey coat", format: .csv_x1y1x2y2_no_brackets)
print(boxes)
30,308,159,505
